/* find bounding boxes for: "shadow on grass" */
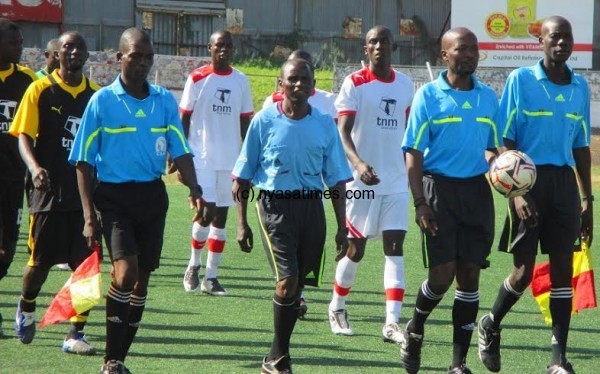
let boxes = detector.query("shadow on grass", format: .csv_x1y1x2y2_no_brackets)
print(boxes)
127,350,444,372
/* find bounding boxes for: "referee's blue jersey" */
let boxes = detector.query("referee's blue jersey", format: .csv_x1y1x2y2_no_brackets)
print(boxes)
402,71,501,178
500,59,590,166
232,103,352,191
69,76,191,183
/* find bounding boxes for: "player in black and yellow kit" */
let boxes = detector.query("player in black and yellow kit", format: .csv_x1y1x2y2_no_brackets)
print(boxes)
9,31,100,355
0,19,37,338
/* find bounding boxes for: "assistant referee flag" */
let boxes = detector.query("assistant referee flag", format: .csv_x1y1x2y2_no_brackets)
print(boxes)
39,246,102,327
531,240,597,325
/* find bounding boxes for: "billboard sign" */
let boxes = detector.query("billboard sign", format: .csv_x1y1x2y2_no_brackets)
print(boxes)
0,0,63,23
451,0,593,68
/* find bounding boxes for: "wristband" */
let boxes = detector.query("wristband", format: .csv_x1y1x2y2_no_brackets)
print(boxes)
413,196,427,208
583,195,594,202
190,184,203,197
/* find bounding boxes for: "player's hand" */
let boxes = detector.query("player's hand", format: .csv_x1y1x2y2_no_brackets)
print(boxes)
31,167,51,191
334,227,349,261
513,194,538,228
581,199,593,245
237,223,253,253
82,216,101,249
356,161,380,185
415,204,438,236
189,185,205,222
166,159,178,174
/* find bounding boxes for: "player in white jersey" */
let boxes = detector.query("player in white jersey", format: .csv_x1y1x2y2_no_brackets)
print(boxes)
178,30,253,295
328,25,414,345
262,50,337,121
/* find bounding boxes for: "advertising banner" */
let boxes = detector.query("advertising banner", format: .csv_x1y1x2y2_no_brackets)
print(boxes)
451,0,593,68
0,0,63,23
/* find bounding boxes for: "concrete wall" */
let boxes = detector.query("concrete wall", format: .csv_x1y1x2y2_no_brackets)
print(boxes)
334,63,600,101
20,48,600,128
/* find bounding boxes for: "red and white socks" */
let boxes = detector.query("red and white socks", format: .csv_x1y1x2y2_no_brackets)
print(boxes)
329,256,359,311
205,226,226,279
384,256,405,325
188,221,208,268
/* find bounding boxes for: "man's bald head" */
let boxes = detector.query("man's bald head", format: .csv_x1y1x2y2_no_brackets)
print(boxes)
280,58,312,79
441,27,477,51
288,50,312,64
365,25,393,44
119,28,152,54
46,38,60,52
540,16,572,37
209,30,232,46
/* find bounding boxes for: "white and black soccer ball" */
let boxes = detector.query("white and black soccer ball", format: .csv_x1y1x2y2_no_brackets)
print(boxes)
489,150,537,198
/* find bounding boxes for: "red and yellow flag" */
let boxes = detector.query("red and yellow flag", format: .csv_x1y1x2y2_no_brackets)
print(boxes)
531,241,597,325
39,247,102,328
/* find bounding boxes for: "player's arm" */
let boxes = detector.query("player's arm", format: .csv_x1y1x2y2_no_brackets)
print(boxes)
181,112,192,139
338,114,379,185
168,107,192,175
240,115,251,141
329,181,349,260
502,138,537,226
75,162,101,248
232,178,253,253
18,134,50,191
173,153,204,222
574,146,593,244
405,148,437,236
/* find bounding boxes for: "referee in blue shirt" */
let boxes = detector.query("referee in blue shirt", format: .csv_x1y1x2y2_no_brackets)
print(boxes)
232,58,352,374
478,16,593,374
401,27,501,374
69,28,202,374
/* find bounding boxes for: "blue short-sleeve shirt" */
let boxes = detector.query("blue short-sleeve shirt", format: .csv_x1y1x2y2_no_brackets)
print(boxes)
402,71,501,178
232,103,352,191
500,59,590,166
69,76,191,183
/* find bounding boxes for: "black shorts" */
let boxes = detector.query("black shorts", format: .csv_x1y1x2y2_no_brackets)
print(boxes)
27,210,91,267
256,194,326,288
499,166,580,255
94,180,168,271
0,179,24,247
422,173,494,268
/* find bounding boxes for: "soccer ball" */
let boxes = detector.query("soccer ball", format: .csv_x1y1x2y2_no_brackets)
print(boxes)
489,150,537,198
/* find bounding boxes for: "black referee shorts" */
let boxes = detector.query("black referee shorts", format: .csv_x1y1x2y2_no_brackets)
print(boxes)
94,180,168,271
422,173,495,268
499,165,580,255
256,194,326,288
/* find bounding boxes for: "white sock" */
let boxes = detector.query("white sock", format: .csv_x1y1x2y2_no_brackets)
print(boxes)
189,221,209,267
205,225,226,279
329,256,359,311
384,256,405,325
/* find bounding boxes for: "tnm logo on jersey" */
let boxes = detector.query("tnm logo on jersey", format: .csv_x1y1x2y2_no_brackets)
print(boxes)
0,100,17,133
62,116,81,151
377,97,398,128
213,87,232,114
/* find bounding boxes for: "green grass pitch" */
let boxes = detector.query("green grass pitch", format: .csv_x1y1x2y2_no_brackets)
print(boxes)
1,184,599,373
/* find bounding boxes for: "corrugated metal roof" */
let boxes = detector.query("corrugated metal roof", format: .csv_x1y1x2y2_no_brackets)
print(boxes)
136,0,225,16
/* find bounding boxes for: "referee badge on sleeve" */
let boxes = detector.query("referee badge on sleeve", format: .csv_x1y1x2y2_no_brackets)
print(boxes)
155,136,167,156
